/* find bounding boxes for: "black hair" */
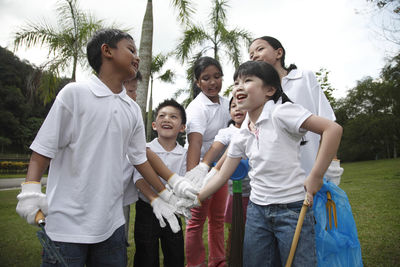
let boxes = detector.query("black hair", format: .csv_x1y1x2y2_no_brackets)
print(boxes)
192,56,224,98
155,99,187,125
227,97,235,127
135,70,142,81
252,36,297,73
86,29,133,74
233,61,292,104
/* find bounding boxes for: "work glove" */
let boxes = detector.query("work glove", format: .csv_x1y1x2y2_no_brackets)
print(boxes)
150,197,181,233
325,160,344,186
159,187,197,220
168,173,198,200
16,182,48,225
184,162,210,190
200,167,219,190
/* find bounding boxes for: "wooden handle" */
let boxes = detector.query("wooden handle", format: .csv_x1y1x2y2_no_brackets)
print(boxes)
35,210,45,225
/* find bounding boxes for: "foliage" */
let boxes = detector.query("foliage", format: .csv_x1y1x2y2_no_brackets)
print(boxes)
174,0,252,104
336,53,400,161
0,161,29,173
13,0,107,103
315,68,337,109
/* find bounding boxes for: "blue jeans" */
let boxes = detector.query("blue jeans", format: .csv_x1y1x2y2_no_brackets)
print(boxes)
243,200,316,267
41,225,127,267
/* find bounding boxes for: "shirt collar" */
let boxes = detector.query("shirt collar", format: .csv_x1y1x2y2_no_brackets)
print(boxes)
198,92,221,106
150,138,185,155
88,75,132,105
283,68,302,81
240,98,281,133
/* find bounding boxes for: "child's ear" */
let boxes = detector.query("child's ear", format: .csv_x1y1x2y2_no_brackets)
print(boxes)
265,86,277,98
101,44,113,59
276,47,284,60
152,121,157,131
179,124,186,133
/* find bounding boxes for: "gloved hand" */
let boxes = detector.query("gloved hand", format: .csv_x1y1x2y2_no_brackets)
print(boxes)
200,167,218,190
16,181,48,225
184,162,209,190
159,186,199,220
325,160,344,185
150,197,181,233
168,173,198,200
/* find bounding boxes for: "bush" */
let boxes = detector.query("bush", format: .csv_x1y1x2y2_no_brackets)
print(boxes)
0,161,29,173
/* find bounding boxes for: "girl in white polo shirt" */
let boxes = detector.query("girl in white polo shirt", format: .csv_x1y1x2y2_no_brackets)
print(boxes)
185,56,231,267
197,61,342,267
249,36,343,183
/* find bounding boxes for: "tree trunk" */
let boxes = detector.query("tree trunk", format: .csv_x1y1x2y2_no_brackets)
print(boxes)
136,0,153,122
146,78,154,142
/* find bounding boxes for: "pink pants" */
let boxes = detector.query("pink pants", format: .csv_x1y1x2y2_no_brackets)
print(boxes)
185,182,228,267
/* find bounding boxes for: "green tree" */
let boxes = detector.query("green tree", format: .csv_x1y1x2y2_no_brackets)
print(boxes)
136,0,195,120
13,0,106,103
175,0,252,104
145,53,175,141
315,68,337,109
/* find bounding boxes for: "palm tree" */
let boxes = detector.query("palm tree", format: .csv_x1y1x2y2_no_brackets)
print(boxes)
175,0,253,104
136,0,195,120
146,53,175,141
13,0,106,103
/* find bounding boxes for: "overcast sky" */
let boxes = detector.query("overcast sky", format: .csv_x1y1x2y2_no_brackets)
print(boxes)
0,0,398,106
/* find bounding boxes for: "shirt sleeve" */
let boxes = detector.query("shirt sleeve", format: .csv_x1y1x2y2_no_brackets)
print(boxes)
127,106,147,166
30,88,74,159
227,132,246,159
214,128,231,146
186,102,208,135
307,71,336,121
273,103,312,137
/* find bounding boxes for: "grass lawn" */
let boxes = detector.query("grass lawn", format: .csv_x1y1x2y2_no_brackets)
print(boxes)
0,158,399,266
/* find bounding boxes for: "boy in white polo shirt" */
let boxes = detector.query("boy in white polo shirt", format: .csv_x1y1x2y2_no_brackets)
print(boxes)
15,29,196,266
133,99,187,266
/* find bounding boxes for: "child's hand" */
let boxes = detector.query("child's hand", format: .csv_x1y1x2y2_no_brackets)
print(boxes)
200,168,218,190
16,182,48,225
303,175,323,207
184,163,209,190
150,197,181,233
168,174,199,200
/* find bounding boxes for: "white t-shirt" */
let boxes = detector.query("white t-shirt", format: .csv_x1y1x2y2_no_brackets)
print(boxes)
214,124,251,197
228,99,312,205
185,92,230,159
134,138,187,203
30,75,147,243
122,157,138,206
282,69,336,175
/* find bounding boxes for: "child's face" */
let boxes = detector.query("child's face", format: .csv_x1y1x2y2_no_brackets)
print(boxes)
111,38,140,80
249,39,282,67
124,79,138,101
233,75,275,112
152,106,185,140
230,98,246,126
196,65,223,103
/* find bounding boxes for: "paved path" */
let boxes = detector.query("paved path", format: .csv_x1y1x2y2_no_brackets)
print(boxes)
0,178,47,190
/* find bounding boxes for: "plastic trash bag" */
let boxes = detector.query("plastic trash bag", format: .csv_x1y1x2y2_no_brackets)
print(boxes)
313,180,363,267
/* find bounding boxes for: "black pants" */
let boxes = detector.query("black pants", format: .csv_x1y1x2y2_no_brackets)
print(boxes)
134,199,184,267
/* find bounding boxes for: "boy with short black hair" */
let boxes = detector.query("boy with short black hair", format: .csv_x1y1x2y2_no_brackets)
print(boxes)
133,99,187,267
16,29,195,266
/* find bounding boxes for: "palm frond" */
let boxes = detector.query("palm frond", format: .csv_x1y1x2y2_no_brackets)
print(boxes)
170,0,196,24
175,25,210,62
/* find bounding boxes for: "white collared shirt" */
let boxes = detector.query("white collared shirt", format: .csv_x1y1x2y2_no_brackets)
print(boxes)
185,92,230,158
30,75,147,243
228,99,312,205
282,69,336,175
133,138,187,203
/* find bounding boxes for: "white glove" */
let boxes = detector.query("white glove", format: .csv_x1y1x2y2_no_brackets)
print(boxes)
168,173,198,200
159,187,198,220
325,160,344,185
150,197,181,233
184,163,210,190
16,182,48,225
201,167,218,190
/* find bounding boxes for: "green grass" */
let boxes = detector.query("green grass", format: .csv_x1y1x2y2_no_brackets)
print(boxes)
1,158,399,266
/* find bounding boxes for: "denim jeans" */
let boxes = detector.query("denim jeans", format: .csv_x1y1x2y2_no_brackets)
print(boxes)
243,200,316,267
41,224,127,267
134,199,184,267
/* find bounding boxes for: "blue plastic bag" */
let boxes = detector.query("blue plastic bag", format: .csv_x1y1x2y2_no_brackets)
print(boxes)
313,180,363,267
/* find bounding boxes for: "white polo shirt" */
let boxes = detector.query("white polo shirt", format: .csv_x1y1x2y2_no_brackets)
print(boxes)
122,157,138,206
228,99,312,205
134,138,187,203
214,124,251,197
185,92,230,159
282,69,336,175
30,75,147,243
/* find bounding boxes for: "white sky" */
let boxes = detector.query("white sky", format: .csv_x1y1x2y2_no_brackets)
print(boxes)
0,0,399,107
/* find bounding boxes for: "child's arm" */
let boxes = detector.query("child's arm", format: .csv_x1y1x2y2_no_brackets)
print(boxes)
186,132,203,171
16,152,51,225
301,115,343,203
198,156,241,201
146,148,174,180
201,141,226,166
134,161,167,193
135,179,181,233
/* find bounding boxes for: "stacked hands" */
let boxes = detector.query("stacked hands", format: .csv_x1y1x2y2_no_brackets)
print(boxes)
15,163,219,234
